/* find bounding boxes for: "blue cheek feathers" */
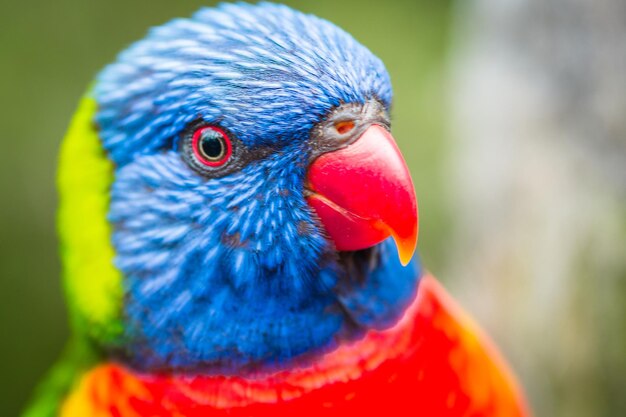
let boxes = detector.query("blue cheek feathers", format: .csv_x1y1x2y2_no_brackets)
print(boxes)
109,150,421,373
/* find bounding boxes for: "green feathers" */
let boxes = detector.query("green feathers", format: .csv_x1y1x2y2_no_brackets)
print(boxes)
57,94,123,344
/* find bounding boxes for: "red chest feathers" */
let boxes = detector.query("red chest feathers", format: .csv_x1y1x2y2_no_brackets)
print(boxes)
61,275,529,417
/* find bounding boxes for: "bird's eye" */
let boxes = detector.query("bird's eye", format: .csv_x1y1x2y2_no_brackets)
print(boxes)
191,126,232,167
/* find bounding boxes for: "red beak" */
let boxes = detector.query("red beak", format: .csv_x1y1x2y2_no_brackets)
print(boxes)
306,125,418,265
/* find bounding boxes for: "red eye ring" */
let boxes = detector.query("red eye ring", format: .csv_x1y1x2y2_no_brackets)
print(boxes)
191,126,232,167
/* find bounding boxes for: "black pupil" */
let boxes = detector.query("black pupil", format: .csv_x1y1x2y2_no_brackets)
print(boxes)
199,130,225,160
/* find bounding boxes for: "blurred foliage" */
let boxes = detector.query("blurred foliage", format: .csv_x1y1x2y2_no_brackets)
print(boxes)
446,1,626,416
0,1,451,416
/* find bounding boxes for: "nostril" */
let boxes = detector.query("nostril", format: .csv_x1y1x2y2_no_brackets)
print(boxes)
334,120,355,135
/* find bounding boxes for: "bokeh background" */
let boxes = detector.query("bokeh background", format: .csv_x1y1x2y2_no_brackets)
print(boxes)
1,1,624,416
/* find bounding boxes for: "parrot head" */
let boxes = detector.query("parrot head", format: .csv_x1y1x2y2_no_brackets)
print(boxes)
59,3,419,373
48,5,531,417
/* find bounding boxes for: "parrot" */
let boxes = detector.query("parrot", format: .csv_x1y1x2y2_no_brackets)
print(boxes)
23,3,530,417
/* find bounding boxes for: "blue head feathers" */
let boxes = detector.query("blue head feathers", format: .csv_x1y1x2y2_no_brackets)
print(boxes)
94,3,420,373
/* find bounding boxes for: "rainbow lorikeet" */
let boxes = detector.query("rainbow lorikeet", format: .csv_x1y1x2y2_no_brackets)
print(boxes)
23,3,530,417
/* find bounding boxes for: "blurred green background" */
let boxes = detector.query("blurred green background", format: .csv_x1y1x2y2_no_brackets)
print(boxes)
2,1,626,416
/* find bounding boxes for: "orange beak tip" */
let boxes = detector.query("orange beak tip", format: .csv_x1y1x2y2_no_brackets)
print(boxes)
394,234,417,267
